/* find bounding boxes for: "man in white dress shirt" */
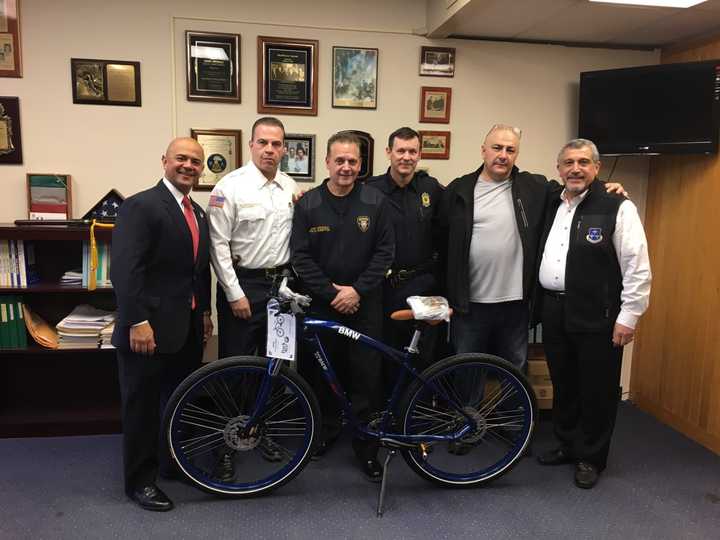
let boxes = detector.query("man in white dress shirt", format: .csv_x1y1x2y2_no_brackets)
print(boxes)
536,138,651,489
207,117,299,361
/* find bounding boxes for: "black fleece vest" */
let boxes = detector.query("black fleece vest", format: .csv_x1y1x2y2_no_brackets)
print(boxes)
553,181,624,332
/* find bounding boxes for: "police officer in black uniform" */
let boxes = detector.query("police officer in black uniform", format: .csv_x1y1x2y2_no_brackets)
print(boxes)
366,127,445,393
291,132,394,482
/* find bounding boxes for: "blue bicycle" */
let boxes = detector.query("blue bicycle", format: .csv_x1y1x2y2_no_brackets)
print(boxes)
163,283,536,510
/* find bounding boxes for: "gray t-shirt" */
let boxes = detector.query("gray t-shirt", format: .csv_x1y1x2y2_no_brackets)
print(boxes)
468,178,523,303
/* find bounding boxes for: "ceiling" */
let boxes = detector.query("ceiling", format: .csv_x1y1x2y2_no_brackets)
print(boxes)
438,0,720,49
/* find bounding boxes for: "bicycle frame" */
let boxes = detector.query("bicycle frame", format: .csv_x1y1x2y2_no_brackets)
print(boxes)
258,315,478,448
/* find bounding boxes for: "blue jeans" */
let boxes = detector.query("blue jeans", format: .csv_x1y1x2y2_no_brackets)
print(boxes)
451,300,529,373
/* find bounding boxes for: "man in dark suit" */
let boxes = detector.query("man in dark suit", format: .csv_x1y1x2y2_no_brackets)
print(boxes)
111,137,212,511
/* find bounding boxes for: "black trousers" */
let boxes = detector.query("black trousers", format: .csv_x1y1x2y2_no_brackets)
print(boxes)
381,273,444,397
541,293,623,471
117,315,202,495
216,277,275,358
301,291,384,455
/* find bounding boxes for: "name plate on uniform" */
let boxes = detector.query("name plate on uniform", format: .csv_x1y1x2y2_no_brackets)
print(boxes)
266,300,296,361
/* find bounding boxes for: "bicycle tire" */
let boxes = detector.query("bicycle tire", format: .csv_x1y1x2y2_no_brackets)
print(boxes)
163,356,319,497
399,353,535,487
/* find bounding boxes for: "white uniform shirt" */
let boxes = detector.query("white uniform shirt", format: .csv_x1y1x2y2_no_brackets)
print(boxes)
207,161,298,302
539,188,652,329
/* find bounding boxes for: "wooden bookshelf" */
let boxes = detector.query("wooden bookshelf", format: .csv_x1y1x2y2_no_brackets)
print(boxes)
0,224,120,437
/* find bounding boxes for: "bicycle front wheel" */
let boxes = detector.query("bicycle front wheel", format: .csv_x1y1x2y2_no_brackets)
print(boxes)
399,353,535,487
164,356,319,497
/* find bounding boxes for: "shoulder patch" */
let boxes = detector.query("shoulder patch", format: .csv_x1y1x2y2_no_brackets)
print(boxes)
209,195,225,208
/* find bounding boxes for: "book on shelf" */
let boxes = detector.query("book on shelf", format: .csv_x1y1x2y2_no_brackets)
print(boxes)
0,295,29,349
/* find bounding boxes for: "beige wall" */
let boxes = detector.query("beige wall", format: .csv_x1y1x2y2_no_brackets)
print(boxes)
2,1,658,370
1,0,657,221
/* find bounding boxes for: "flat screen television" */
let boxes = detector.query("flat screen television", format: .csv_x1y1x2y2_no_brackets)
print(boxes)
578,60,720,155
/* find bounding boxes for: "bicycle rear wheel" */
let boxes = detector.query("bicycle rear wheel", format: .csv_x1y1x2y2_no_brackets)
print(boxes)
164,356,319,497
399,353,535,487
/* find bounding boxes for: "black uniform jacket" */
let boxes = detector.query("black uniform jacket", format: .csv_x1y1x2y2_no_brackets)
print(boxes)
439,165,559,314
110,180,211,354
290,180,395,303
365,168,444,272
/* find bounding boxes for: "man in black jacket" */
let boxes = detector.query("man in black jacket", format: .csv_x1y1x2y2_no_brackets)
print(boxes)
536,139,651,489
440,125,549,372
111,137,212,511
291,132,394,482
366,127,445,392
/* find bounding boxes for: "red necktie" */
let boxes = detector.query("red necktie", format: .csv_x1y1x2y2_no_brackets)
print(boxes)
182,196,199,309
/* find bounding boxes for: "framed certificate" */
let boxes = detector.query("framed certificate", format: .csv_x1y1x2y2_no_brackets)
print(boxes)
332,46,378,109
0,96,21,164
186,31,240,103
190,128,241,191
0,0,22,78
257,36,318,116
71,58,141,106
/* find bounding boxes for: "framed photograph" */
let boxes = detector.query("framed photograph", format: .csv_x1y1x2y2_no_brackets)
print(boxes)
419,46,455,78
190,129,241,191
332,46,378,109
71,58,141,106
186,31,240,103
257,36,318,116
419,130,451,160
420,86,452,124
0,0,22,78
281,133,315,183
338,130,374,181
0,96,21,164
27,174,72,220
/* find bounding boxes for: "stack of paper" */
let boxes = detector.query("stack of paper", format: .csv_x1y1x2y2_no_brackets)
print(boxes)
100,321,115,349
60,269,83,286
56,304,116,349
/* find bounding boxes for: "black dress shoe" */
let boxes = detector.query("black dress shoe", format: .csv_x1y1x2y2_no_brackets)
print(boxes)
360,458,383,483
131,484,174,512
537,447,574,466
574,461,599,489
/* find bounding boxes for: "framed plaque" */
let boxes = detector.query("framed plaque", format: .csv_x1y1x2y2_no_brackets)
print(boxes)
186,31,240,103
27,174,72,220
420,46,455,78
0,0,21,78
419,130,451,160
71,58,141,106
257,36,318,116
332,46,378,109
0,96,21,164
281,133,315,183
337,130,374,181
420,86,452,124
190,128,241,191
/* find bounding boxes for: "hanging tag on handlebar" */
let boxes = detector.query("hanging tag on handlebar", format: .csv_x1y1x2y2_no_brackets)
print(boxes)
266,299,297,361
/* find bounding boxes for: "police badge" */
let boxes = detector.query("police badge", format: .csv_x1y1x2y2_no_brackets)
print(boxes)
421,192,431,207
586,227,603,244
357,215,370,232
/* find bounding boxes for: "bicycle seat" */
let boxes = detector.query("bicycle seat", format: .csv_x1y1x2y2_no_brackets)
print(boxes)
390,308,453,325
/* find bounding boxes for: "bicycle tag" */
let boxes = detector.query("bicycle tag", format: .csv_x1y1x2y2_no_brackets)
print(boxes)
266,299,297,361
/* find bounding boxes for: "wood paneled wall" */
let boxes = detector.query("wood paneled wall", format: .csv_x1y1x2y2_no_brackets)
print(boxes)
631,35,720,454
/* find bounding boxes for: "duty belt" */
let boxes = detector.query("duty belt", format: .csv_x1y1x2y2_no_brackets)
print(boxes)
235,265,291,281
387,260,434,287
